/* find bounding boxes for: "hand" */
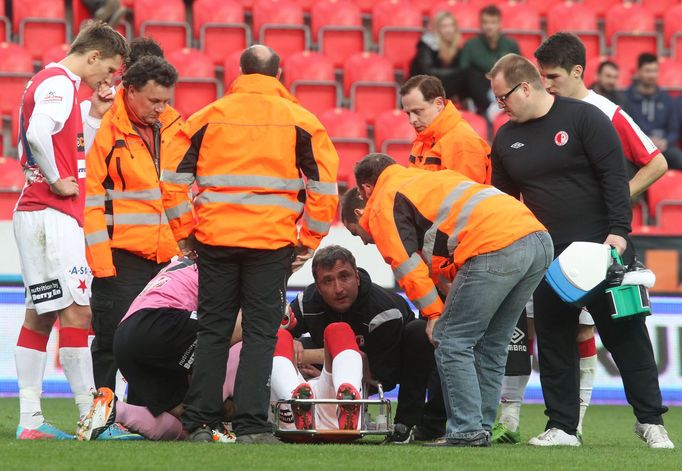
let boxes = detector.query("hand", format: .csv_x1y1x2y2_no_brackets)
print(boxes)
291,244,314,273
293,340,305,369
89,83,116,119
178,234,197,260
425,316,439,346
298,364,321,380
49,176,79,197
604,234,627,256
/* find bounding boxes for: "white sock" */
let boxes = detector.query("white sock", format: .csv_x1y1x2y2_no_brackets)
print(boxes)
115,370,128,402
578,355,597,434
498,374,530,432
271,356,302,399
331,350,363,395
59,347,95,418
16,346,47,429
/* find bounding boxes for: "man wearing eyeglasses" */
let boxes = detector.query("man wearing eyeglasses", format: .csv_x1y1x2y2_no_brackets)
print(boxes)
488,53,672,449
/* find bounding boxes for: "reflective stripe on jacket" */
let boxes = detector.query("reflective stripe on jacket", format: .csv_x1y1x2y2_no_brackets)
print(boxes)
84,89,182,277
360,164,546,319
409,101,491,184
161,73,339,250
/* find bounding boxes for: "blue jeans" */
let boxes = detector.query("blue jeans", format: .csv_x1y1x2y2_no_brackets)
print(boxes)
433,231,553,440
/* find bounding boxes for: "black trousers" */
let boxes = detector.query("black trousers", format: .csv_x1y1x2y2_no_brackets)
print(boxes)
466,68,492,115
91,249,166,390
181,242,293,435
533,279,668,434
395,319,446,433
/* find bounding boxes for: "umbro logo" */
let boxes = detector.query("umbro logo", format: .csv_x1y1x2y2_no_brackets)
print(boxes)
510,142,525,149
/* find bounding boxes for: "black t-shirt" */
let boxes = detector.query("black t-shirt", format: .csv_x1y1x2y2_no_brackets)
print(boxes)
491,96,631,252
289,268,414,388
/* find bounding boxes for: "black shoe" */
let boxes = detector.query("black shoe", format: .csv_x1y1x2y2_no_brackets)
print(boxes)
188,425,213,442
413,425,445,441
383,423,414,444
236,432,281,444
424,431,491,447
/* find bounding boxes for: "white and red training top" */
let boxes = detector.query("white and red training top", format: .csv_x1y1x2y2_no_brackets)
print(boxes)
16,63,86,225
122,258,198,323
584,90,660,167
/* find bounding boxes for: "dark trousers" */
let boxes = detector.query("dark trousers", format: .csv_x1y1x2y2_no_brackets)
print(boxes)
91,249,166,390
181,242,293,435
395,319,446,432
466,68,492,115
533,279,668,434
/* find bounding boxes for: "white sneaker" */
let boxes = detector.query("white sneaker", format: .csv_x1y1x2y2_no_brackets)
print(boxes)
528,428,581,447
634,421,675,449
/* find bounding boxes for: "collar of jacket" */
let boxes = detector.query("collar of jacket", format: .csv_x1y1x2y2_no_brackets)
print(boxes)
359,164,407,234
414,100,461,143
108,88,182,136
228,73,300,104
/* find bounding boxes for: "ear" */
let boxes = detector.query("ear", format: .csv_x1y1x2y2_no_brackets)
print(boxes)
434,96,446,111
86,50,100,65
353,208,365,218
276,67,282,80
360,182,374,198
573,65,583,79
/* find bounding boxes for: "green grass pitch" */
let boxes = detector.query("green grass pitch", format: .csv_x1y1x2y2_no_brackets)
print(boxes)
0,398,679,470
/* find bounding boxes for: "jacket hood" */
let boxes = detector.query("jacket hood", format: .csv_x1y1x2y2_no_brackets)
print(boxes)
228,73,300,104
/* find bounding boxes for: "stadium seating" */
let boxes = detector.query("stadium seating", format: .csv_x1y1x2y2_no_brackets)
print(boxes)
641,0,680,19
647,170,682,221
546,2,602,59
523,0,556,17
318,108,372,186
166,48,219,118
631,199,648,230
194,0,250,66
344,52,399,124
605,3,658,79
252,0,310,63
222,50,242,90
657,59,682,96
657,203,682,234
582,55,610,89
374,108,415,166
664,6,682,61
430,2,479,42
492,111,509,136
0,156,23,219
581,0,624,18
283,52,341,116
0,1,9,42
373,0,424,76
0,43,33,118
497,3,543,60
460,110,489,142
14,0,70,60
312,0,366,69
135,0,190,54
410,0,446,17
350,0,377,14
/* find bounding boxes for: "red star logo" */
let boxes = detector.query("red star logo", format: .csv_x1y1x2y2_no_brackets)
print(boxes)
77,279,88,293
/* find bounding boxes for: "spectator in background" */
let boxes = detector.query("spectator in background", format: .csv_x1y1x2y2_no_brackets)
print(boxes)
591,60,622,105
459,5,520,116
622,53,682,170
410,11,466,100
82,0,127,27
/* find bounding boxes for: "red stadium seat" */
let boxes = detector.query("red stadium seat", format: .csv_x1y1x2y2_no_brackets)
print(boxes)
14,0,70,61
582,55,611,90
631,199,648,229
252,0,310,63
223,50,242,90
350,0,378,14
647,170,682,218
135,0,189,54
657,202,682,234
430,2,479,41
166,48,219,118
318,108,372,186
374,109,415,167
194,0,250,66
410,0,447,17
522,0,556,17
283,52,341,116
460,110,489,142
492,111,509,136
0,1,9,42
312,0,366,69
373,0,424,77
657,59,682,96
664,6,682,61
41,43,69,66
605,3,658,81
344,52,399,124
581,0,624,18
0,43,33,118
497,3,542,59
0,156,24,191
546,2,602,59
641,0,680,19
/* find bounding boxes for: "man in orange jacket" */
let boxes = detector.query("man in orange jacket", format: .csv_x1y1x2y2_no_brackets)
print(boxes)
85,55,182,392
160,45,339,443
342,153,551,446
400,74,491,184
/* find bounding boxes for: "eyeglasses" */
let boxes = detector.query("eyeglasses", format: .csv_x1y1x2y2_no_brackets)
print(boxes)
495,82,525,106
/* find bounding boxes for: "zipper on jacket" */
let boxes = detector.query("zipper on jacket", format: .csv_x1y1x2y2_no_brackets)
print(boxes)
116,156,126,191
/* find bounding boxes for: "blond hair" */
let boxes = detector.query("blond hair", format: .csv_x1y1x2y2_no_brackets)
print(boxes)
432,11,460,66
488,53,544,90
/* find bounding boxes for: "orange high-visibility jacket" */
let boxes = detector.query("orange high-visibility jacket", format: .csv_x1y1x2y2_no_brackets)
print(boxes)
161,73,339,250
409,101,491,184
84,89,183,277
360,164,546,319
